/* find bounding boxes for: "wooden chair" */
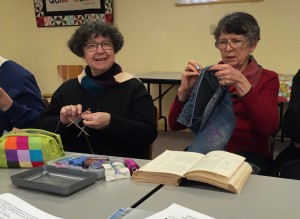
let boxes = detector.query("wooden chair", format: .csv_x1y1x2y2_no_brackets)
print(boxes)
57,65,84,82
42,65,84,101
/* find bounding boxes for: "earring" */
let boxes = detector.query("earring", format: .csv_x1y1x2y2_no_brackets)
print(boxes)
249,52,253,59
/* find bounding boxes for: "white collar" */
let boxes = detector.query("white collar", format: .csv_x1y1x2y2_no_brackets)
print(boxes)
0,56,8,67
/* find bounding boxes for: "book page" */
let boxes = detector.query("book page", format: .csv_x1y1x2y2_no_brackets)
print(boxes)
189,150,245,178
187,162,252,194
0,193,62,219
145,203,215,219
139,150,204,177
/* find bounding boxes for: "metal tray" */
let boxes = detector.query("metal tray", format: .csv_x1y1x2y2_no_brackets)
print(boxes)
47,153,110,180
11,165,97,196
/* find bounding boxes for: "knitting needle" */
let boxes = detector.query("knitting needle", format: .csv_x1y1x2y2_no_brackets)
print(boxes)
67,117,89,136
195,64,203,73
67,108,91,127
67,108,91,136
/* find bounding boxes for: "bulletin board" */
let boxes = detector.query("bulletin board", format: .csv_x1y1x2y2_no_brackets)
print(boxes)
33,0,113,27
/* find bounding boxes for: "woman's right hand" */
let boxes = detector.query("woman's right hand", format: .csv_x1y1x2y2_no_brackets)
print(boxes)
177,60,202,102
60,104,83,125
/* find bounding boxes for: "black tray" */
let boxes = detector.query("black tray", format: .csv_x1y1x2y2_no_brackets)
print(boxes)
11,165,97,196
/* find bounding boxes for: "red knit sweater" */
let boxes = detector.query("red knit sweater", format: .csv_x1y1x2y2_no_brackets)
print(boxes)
168,66,279,158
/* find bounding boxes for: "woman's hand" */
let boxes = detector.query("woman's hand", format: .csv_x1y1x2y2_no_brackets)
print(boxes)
60,105,110,130
177,60,202,102
81,112,111,130
210,64,252,97
0,87,13,112
60,104,83,125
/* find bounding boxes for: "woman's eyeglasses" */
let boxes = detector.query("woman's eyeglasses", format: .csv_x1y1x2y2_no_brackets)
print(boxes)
84,42,113,52
215,40,248,50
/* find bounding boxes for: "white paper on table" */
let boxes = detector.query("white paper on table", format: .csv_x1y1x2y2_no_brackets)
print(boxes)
0,193,63,219
145,203,215,219
103,162,130,181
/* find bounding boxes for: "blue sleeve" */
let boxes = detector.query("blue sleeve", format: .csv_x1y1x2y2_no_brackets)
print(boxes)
5,72,46,128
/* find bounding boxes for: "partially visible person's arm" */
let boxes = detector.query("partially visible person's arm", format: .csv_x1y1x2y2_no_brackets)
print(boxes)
283,69,300,144
168,96,188,131
3,72,45,129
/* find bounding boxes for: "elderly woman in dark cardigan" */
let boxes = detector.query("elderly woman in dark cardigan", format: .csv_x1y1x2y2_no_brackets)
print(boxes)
271,69,300,179
35,20,157,159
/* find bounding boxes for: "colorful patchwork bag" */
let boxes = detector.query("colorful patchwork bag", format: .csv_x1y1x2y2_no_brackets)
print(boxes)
0,128,65,168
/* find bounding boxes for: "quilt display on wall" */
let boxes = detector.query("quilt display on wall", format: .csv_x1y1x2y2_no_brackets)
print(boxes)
33,0,113,27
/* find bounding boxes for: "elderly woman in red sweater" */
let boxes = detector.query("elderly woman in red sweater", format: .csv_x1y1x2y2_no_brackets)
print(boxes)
168,12,279,175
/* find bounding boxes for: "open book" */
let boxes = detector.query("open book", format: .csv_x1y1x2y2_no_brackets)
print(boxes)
132,150,252,194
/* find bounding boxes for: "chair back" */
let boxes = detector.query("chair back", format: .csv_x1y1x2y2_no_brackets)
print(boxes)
57,65,84,82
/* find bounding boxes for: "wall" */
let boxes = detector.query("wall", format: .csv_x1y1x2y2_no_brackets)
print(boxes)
0,0,299,122
114,0,300,75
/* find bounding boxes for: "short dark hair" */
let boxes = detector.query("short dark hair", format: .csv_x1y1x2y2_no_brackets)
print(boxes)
213,12,260,46
68,20,124,57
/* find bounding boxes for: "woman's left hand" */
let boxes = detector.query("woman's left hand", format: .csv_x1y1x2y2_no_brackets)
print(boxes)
210,64,252,97
81,112,111,130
